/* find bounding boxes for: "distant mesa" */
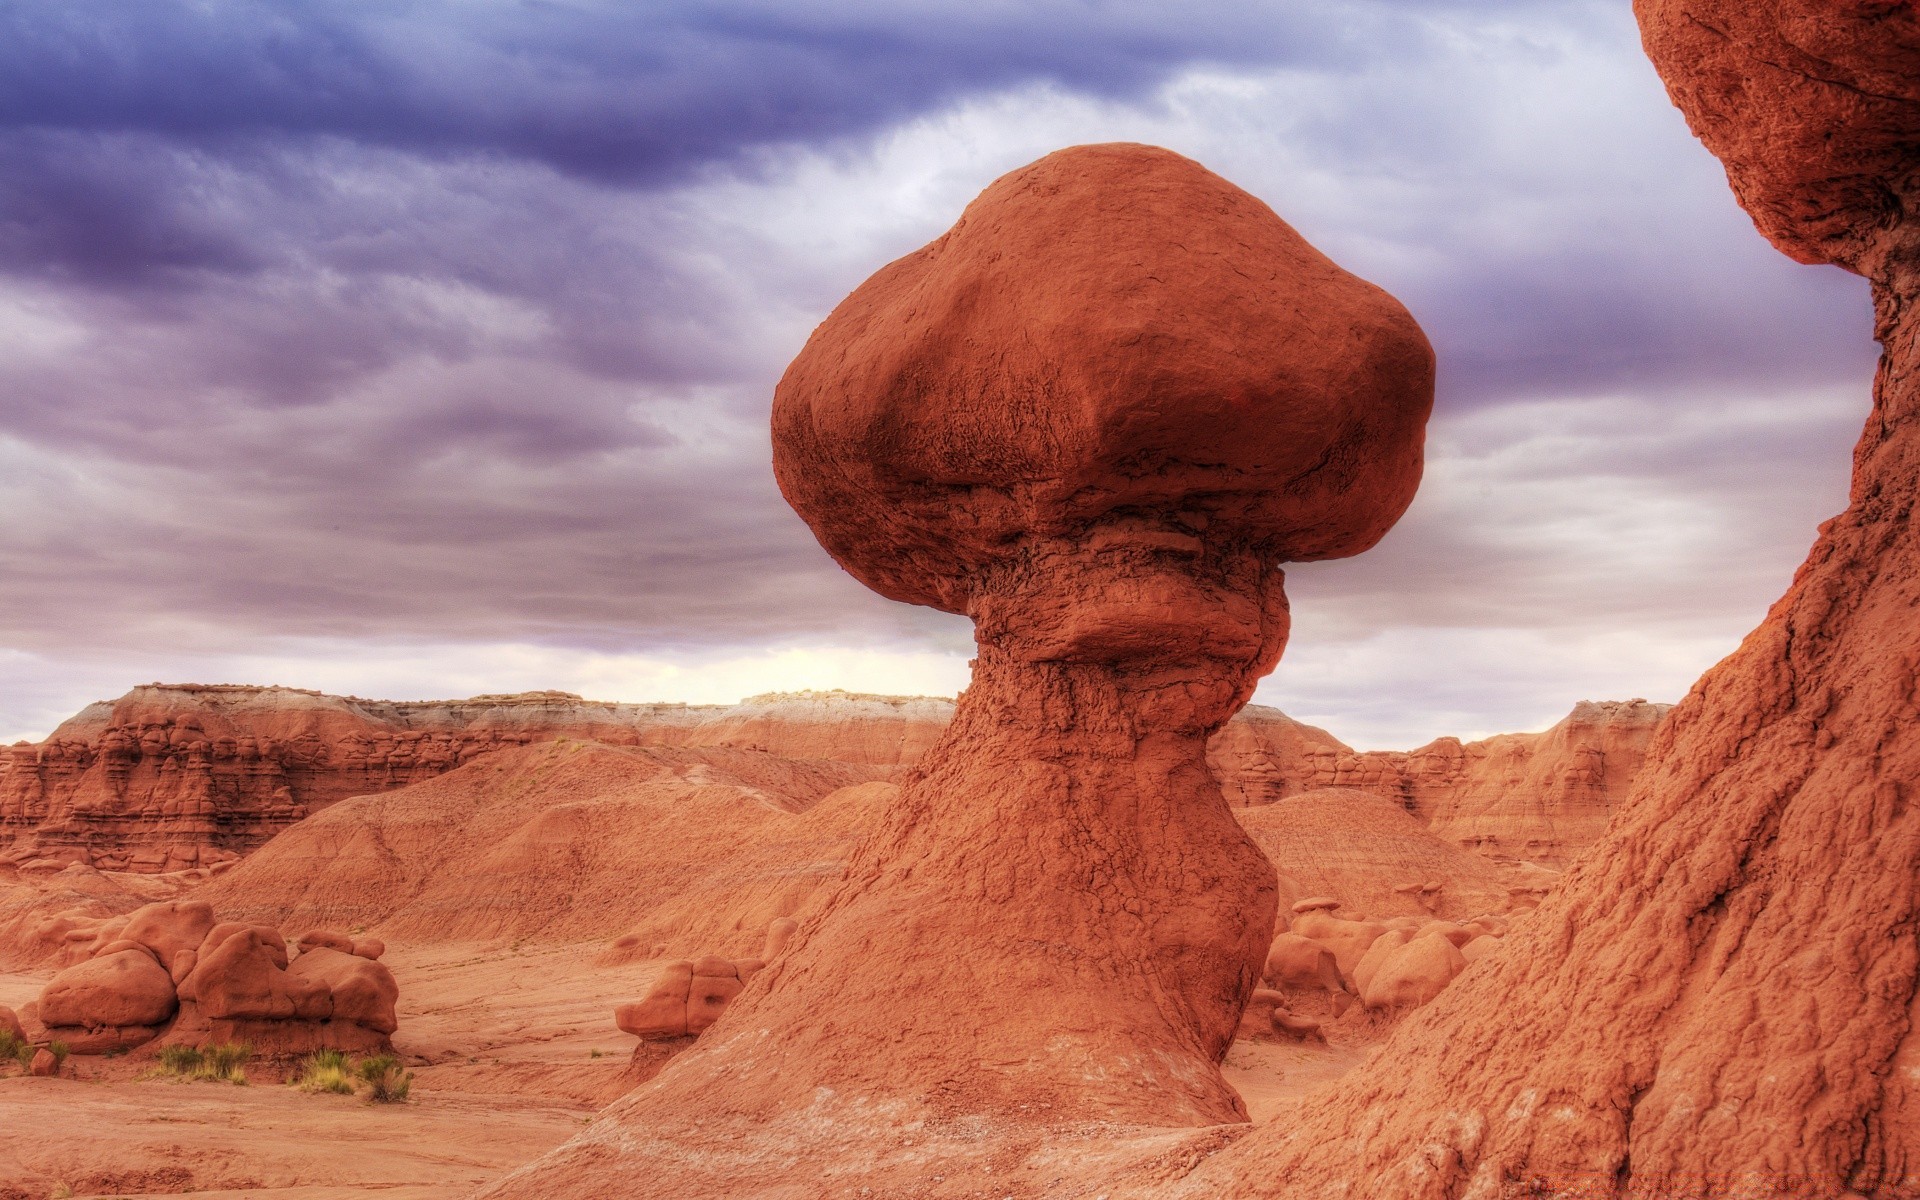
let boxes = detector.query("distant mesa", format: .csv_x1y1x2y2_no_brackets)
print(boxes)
0,683,1665,883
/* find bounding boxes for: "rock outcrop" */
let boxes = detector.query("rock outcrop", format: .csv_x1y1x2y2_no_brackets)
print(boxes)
29,900,397,1057
0,685,944,873
1279,699,1669,865
482,142,1432,1195
0,679,1663,877
1143,4,1920,1196
1236,786,1517,919
195,742,886,950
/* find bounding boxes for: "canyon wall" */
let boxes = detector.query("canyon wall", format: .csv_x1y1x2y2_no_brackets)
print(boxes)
0,683,1665,874
0,684,944,872
1146,3,1920,1195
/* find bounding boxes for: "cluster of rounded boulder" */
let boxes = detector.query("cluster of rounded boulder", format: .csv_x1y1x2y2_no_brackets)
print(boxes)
1244,896,1504,1040
614,918,796,1042
5,899,398,1065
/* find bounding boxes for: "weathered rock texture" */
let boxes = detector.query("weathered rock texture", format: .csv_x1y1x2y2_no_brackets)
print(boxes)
195,741,885,951
28,899,397,1057
0,684,944,873
1142,5,1920,1196
1,678,1662,880
482,142,1432,1196
1237,787,1514,920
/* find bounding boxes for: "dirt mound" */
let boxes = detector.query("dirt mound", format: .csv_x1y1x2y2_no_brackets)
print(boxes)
1236,787,1515,920
193,741,884,955
1134,4,1920,1195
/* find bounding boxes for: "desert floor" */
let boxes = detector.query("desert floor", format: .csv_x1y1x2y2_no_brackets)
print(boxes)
1,944,1366,1198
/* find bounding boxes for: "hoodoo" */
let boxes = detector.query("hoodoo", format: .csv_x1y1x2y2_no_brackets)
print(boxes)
1146,4,1920,1197
482,142,1431,1194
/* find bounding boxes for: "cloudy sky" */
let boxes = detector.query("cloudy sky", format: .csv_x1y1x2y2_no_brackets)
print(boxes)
0,0,1877,748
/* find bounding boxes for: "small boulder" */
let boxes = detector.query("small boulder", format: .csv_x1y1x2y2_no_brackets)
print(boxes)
288,947,399,1034
183,928,330,1022
121,900,217,966
1461,934,1502,963
1353,928,1416,1000
617,961,695,1040
29,1048,57,1077
1363,932,1468,1010
297,929,355,956
761,917,798,960
199,922,289,969
687,959,743,1035
94,938,159,963
40,948,179,1029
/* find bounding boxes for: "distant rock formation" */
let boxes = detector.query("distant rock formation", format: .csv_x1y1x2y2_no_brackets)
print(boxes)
192,743,886,950
1237,787,1518,920
1332,699,1672,865
0,684,1666,876
25,899,397,1058
0,684,945,873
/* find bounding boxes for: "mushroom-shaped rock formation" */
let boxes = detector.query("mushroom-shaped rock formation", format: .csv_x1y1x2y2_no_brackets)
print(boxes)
482,142,1431,1196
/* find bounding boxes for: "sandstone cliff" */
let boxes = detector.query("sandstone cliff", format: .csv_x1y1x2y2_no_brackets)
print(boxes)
1140,3,1920,1195
0,684,943,872
0,683,1666,875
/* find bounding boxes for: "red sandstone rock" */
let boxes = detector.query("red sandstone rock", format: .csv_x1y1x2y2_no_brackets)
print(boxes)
1350,927,1415,1001
1144,5,1920,1196
1240,787,1516,920
615,961,694,1040
1359,931,1466,1010
484,142,1431,1196
28,1047,56,1077
180,927,330,1022
0,1004,24,1043
0,685,944,874
1260,932,1351,1018
296,929,354,956
199,743,881,950
39,948,178,1030
119,900,217,969
1459,933,1501,963
286,946,398,1035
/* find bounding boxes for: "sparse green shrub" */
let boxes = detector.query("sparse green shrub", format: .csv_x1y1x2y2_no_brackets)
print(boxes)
293,1049,355,1095
150,1042,249,1084
201,1042,249,1084
589,1048,604,1059
47,1041,70,1073
0,1028,30,1071
156,1044,204,1075
357,1052,412,1103
49,1182,73,1199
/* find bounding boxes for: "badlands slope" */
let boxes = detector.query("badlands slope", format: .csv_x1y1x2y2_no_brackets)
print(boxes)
0,684,1657,1197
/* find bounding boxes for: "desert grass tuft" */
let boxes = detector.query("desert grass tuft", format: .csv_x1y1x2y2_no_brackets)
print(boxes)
357,1052,413,1103
293,1049,355,1095
0,1028,32,1072
148,1042,249,1084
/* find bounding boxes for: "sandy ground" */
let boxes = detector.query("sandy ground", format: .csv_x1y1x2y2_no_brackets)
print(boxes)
1,943,1365,1199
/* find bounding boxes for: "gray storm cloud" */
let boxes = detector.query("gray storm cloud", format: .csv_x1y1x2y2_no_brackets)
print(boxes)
0,0,1878,745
